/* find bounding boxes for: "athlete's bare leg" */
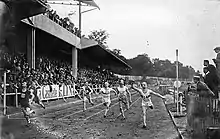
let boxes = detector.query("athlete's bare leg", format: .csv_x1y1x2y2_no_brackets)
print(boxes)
83,96,87,111
35,96,45,109
75,90,82,100
125,99,130,110
142,106,147,128
119,101,125,119
87,93,94,105
104,103,110,118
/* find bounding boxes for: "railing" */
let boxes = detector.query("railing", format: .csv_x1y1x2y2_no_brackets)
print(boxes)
43,11,80,37
0,70,106,115
185,89,220,138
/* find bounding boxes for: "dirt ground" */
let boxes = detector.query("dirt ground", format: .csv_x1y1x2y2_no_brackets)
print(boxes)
1,91,180,139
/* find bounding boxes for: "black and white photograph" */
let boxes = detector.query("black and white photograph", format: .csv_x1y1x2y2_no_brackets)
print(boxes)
0,0,220,138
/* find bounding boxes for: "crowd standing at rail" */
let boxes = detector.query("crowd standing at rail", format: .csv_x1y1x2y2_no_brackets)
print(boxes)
44,8,81,37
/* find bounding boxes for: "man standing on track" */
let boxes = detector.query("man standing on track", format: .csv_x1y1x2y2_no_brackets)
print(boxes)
100,81,117,118
131,82,166,128
20,82,35,124
115,79,132,119
82,81,94,111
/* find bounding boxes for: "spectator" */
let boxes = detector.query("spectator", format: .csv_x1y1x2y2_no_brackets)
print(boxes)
213,47,220,80
204,60,216,72
203,66,219,98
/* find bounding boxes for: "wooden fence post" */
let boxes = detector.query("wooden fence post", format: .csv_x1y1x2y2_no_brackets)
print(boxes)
15,88,18,107
3,71,6,115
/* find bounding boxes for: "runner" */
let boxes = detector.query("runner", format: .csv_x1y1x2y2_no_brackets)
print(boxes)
115,79,132,119
29,80,45,109
131,81,166,128
20,82,35,124
99,81,117,118
82,81,94,111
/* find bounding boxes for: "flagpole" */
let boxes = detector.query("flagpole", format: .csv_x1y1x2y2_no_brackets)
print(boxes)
176,49,179,115
79,1,81,38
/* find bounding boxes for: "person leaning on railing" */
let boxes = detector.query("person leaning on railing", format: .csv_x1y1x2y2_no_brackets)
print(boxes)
189,76,215,98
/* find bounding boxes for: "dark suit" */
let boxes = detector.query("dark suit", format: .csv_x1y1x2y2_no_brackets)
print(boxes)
204,71,219,98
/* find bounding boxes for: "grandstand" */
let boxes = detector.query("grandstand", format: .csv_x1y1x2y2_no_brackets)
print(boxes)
0,1,131,109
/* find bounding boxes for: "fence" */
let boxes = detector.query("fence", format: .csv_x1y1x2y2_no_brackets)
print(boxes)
158,83,220,138
0,70,106,115
186,89,220,138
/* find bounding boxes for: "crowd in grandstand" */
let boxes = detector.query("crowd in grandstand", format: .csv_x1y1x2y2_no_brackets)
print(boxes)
1,52,119,93
44,9,81,37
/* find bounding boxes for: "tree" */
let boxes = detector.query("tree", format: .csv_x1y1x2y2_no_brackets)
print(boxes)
126,55,195,79
88,29,109,48
127,54,153,76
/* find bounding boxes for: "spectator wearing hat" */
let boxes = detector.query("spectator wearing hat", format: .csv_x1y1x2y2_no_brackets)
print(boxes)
191,76,215,97
213,47,220,79
204,60,216,72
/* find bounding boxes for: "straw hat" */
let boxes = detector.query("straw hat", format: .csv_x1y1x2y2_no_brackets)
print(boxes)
214,44,220,51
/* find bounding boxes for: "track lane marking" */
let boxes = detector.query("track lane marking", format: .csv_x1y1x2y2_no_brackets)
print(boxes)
58,92,138,120
115,97,141,120
58,97,119,120
83,95,141,121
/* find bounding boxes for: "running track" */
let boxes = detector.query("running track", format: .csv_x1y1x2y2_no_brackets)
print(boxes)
2,90,180,139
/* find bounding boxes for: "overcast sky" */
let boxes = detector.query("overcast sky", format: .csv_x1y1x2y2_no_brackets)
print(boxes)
49,0,220,71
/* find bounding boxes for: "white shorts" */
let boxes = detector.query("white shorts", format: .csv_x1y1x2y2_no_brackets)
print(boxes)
142,100,154,109
102,97,111,107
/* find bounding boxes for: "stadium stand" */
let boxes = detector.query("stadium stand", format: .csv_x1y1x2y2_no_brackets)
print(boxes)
44,8,80,37
1,51,119,95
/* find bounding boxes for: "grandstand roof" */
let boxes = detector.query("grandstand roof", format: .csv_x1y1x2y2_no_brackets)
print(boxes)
80,37,132,69
47,0,100,9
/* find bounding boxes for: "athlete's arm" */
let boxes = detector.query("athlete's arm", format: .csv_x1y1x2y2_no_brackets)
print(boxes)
88,86,93,94
29,89,35,104
99,88,104,94
131,84,144,97
150,90,166,99
125,87,132,102
114,87,119,96
110,88,117,95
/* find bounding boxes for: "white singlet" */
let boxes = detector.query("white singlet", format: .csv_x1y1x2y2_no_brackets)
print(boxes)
141,88,153,107
100,87,112,103
117,86,127,97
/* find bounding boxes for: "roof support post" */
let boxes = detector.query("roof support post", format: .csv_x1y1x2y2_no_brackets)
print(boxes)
27,24,36,69
72,46,78,79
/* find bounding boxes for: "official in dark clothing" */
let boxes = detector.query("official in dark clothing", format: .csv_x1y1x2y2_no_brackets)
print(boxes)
203,67,219,98
203,66,220,112
192,76,215,97
204,60,216,73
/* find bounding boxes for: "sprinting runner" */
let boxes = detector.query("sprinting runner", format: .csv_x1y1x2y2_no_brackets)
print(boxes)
20,82,35,124
82,81,94,111
131,82,166,128
115,79,132,119
29,80,45,109
100,81,117,118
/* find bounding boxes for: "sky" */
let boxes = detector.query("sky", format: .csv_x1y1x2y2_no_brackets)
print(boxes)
49,0,220,71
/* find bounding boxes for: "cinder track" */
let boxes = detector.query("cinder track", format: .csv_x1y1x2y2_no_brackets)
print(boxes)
3,90,180,139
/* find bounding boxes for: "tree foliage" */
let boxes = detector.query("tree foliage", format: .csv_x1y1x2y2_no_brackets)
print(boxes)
87,29,195,79
88,29,109,48
125,55,195,79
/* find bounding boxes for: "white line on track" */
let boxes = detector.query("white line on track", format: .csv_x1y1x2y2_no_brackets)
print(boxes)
84,95,141,121
58,97,119,120
6,95,102,117
7,117,26,120
60,93,139,120
115,97,141,120
83,102,119,121
43,92,134,118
